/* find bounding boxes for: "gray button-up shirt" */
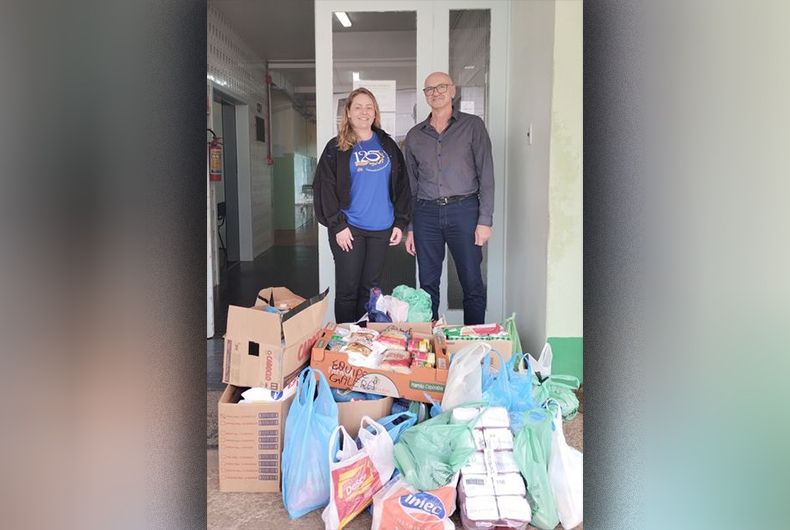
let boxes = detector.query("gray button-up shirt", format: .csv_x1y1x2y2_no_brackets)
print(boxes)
404,107,495,228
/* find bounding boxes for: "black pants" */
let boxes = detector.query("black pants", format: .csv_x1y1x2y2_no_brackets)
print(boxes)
329,225,392,323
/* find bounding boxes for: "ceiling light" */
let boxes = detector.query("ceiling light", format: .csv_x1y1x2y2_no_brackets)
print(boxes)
352,71,360,82
464,65,475,70
335,12,352,28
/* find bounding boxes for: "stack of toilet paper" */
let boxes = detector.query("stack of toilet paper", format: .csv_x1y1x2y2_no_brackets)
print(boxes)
452,407,532,530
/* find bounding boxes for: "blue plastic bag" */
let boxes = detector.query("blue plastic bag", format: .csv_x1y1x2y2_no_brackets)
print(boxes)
365,287,392,323
508,354,540,433
330,388,383,403
481,349,512,409
361,411,417,445
281,367,339,519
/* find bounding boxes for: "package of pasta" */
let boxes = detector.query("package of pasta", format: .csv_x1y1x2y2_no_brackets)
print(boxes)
376,326,410,350
379,349,412,374
341,340,386,368
344,325,379,342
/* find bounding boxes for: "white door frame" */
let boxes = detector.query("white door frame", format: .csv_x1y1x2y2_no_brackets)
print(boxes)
315,0,507,324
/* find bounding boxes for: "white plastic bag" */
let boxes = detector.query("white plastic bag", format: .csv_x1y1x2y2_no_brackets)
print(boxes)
548,406,583,529
441,342,491,411
528,343,553,378
322,417,395,530
384,295,409,323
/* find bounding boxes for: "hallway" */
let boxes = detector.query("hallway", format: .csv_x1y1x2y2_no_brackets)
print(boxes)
208,220,318,392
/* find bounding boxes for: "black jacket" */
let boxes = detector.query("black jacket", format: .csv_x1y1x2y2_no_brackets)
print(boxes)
313,126,412,235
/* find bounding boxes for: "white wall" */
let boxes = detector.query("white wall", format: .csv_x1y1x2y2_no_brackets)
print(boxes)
545,0,583,338
272,104,316,157
504,0,556,356
208,5,273,258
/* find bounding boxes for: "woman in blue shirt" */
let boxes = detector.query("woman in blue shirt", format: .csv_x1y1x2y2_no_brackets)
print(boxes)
313,88,412,323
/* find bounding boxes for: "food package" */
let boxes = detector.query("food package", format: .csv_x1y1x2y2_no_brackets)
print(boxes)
492,451,520,475
379,349,412,374
341,340,386,368
412,350,436,368
407,338,432,353
472,429,487,451
371,473,460,530
495,496,531,529
460,494,500,524
458,474,495,497
491,474,527,497
479,407,510,429
344,325,380,342
484,428,515,451
452,407,483,427
461,452,488,476
377,326,409,350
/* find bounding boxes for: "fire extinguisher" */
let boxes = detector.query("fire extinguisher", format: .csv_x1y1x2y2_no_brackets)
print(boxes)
208,129,223,182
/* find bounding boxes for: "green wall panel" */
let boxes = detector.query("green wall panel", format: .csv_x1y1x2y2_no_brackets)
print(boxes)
547,336,583,383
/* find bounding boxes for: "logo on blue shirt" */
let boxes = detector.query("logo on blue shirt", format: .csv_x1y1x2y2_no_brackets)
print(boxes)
353,149,389,172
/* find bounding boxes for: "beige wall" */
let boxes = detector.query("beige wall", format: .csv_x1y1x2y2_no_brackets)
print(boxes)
505,0,555,357
505,0,582,355
546,0,583,338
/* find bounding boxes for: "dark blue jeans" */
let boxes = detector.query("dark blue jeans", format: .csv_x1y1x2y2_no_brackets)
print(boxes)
413,195,486,324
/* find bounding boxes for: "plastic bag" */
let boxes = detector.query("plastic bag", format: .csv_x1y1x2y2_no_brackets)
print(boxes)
391,284,433,322
282,367,339,519
441,342,491,411
322,417,395,530
365,287,392,323
503,313,523,356
513,407,559,530
393,407,479,490
383,295,409,323
528,342,553,378
533,374,581,421
361,411,417,445
481,349,512,409
371,473,460,530
548,407,583,529
507,355,539,433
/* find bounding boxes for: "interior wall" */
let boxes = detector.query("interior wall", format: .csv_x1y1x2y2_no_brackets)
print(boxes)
272,105,315,157
208,4,273,258
546,0,583,339
504,0,556,357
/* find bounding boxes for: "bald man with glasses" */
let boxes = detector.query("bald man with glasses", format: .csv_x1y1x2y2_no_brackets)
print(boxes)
403,72,494,325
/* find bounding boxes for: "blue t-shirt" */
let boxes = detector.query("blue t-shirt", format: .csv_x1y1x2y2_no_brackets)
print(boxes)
342,135,394,231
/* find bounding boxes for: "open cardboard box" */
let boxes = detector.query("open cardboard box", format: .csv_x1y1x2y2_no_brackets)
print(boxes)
311,324,449,403
444,336,513,370
365,321,434,335
222,287,328,390
217,384,295,493
337,395,393,438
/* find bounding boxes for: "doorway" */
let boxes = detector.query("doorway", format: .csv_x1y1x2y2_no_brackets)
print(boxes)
315,1,508,324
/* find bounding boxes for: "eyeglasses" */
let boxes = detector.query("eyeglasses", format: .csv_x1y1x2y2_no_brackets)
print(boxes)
423,83,452,96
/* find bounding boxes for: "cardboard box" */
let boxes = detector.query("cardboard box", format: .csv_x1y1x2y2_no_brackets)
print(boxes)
218,384,295,493
444,336,513,370
223,287,328,390
311,324,449,403
337,395,393,438
366,321,434,335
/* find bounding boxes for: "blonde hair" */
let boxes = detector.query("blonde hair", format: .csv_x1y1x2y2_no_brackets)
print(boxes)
336,88,382,151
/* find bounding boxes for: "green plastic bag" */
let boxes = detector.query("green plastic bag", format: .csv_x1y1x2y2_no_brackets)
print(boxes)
503,313,523,356
532,374,581,421
392,406,480,490
514,407,559,530
391,284,433,322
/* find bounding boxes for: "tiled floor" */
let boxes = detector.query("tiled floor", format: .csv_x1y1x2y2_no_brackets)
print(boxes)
207,413,583,530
